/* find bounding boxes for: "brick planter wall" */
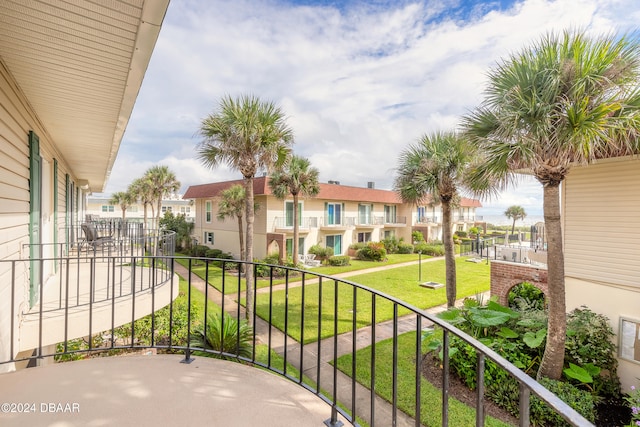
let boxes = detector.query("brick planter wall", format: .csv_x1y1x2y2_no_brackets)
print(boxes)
490,260,548,305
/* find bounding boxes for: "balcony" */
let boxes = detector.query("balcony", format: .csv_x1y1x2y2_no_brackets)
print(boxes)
272,216,318,233
416,216,439,225
9,226,178,353
0,255,589,427
319,215,354,230
354,216,383,229
382,215,407,227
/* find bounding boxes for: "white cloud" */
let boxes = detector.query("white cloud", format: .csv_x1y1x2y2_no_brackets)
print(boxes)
96,0,638,216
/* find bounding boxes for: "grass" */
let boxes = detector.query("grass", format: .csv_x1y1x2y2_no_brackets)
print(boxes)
334,331,511,427
174,252,427,295
255,257,490,343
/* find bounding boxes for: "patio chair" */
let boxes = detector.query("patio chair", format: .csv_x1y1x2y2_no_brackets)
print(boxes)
80,223,114,250
303,254,321,267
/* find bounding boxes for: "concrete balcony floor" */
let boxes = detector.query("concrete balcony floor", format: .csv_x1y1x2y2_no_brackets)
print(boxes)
0,353,346,427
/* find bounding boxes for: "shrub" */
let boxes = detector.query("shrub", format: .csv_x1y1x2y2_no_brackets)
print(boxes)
508,282,546,311
455,230,468,238
348,242,366,250
191,244,209,257
412,231,425,244
397,242,414,254
309,244,333,260
205,248,224,258
624,385,640,427
328,255,350,266
414,243,444,256
381,236,400,254
530,378,596,426
356,242,387,261
113,291,199,347
190,311,253,358
565,307,621,398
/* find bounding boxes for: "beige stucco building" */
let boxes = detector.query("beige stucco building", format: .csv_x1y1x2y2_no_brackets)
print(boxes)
563,156,640,391
0,1,171,371
183,177,482,260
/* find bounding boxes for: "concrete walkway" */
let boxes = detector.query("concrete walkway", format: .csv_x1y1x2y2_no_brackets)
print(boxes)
173,257,485,427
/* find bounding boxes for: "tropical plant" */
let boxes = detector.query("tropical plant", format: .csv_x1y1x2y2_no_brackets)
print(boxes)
217,184,248,268
197,94,294,325
159,211,194,251
109,190,135,224
463,29,640,379
394,131,478,307
268,155,320,265
190,312,253,358
129,177,154,230
504,205,527,235
144,165,180,231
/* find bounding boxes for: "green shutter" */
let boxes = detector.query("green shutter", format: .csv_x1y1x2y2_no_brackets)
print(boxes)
29,131,42,307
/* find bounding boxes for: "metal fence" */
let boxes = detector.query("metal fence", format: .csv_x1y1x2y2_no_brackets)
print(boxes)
1,255,589,427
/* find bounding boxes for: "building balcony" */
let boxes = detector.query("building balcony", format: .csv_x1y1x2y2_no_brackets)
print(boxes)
415,216,439,225
8,227,178,354
272,217,318,233
319,215,354,231
0,256,585,427
382,215,407,227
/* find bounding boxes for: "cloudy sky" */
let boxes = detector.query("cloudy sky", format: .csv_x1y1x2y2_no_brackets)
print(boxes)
97,0,640,216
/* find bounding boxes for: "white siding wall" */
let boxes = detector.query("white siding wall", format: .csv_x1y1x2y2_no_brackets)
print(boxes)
564,159,640,287
0,60,79,369
563,157,640,391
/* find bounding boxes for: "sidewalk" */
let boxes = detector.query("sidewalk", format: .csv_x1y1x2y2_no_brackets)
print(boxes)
173,258,485,427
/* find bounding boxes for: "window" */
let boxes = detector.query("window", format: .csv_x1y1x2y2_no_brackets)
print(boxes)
326,203,342,225
161,206,172,213
384,230,395,239
285,201,302,227
358,204,372,224
204,231,214,245
205,201,212,222
326,235,342,255
384,205,396,223
180,206,191,214
357,232,371,243
417,206,425,222
101,205,114,213
286,237,305,257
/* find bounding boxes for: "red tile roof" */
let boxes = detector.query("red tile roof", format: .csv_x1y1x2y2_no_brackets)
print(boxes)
183,176,481,207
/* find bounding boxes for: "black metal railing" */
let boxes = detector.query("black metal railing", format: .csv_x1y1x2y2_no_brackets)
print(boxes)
0,256,590,427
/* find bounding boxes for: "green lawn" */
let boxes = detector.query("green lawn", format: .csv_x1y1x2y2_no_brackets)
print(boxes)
334,331,511,427
175,253,427,295
255,257,490,343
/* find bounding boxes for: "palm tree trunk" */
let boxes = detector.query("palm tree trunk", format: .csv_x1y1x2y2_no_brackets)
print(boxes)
537,183,566,380
442,200,457,308
244,176,255,327
237,215,245,273
292,194,299,265
511,218,516,235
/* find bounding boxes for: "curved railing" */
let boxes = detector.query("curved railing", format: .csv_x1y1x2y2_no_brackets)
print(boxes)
0,256,593,427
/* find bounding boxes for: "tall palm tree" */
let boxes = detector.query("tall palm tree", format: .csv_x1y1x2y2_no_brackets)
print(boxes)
109,191,134,224
145,165,181,230
394,131,477,308
217,184,248,267
504,205,527,235
129,177,154,230
268,155,320,265
197,94,294,324
463,30,640,380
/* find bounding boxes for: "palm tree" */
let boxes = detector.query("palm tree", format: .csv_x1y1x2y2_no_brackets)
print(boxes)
109,191,134,224
129,177,154,230
268,155,320,265
504,205,527,235
145,165,181,230
463,30,640,380
394,131,477,308
217,184,248,268
197,94,294,324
